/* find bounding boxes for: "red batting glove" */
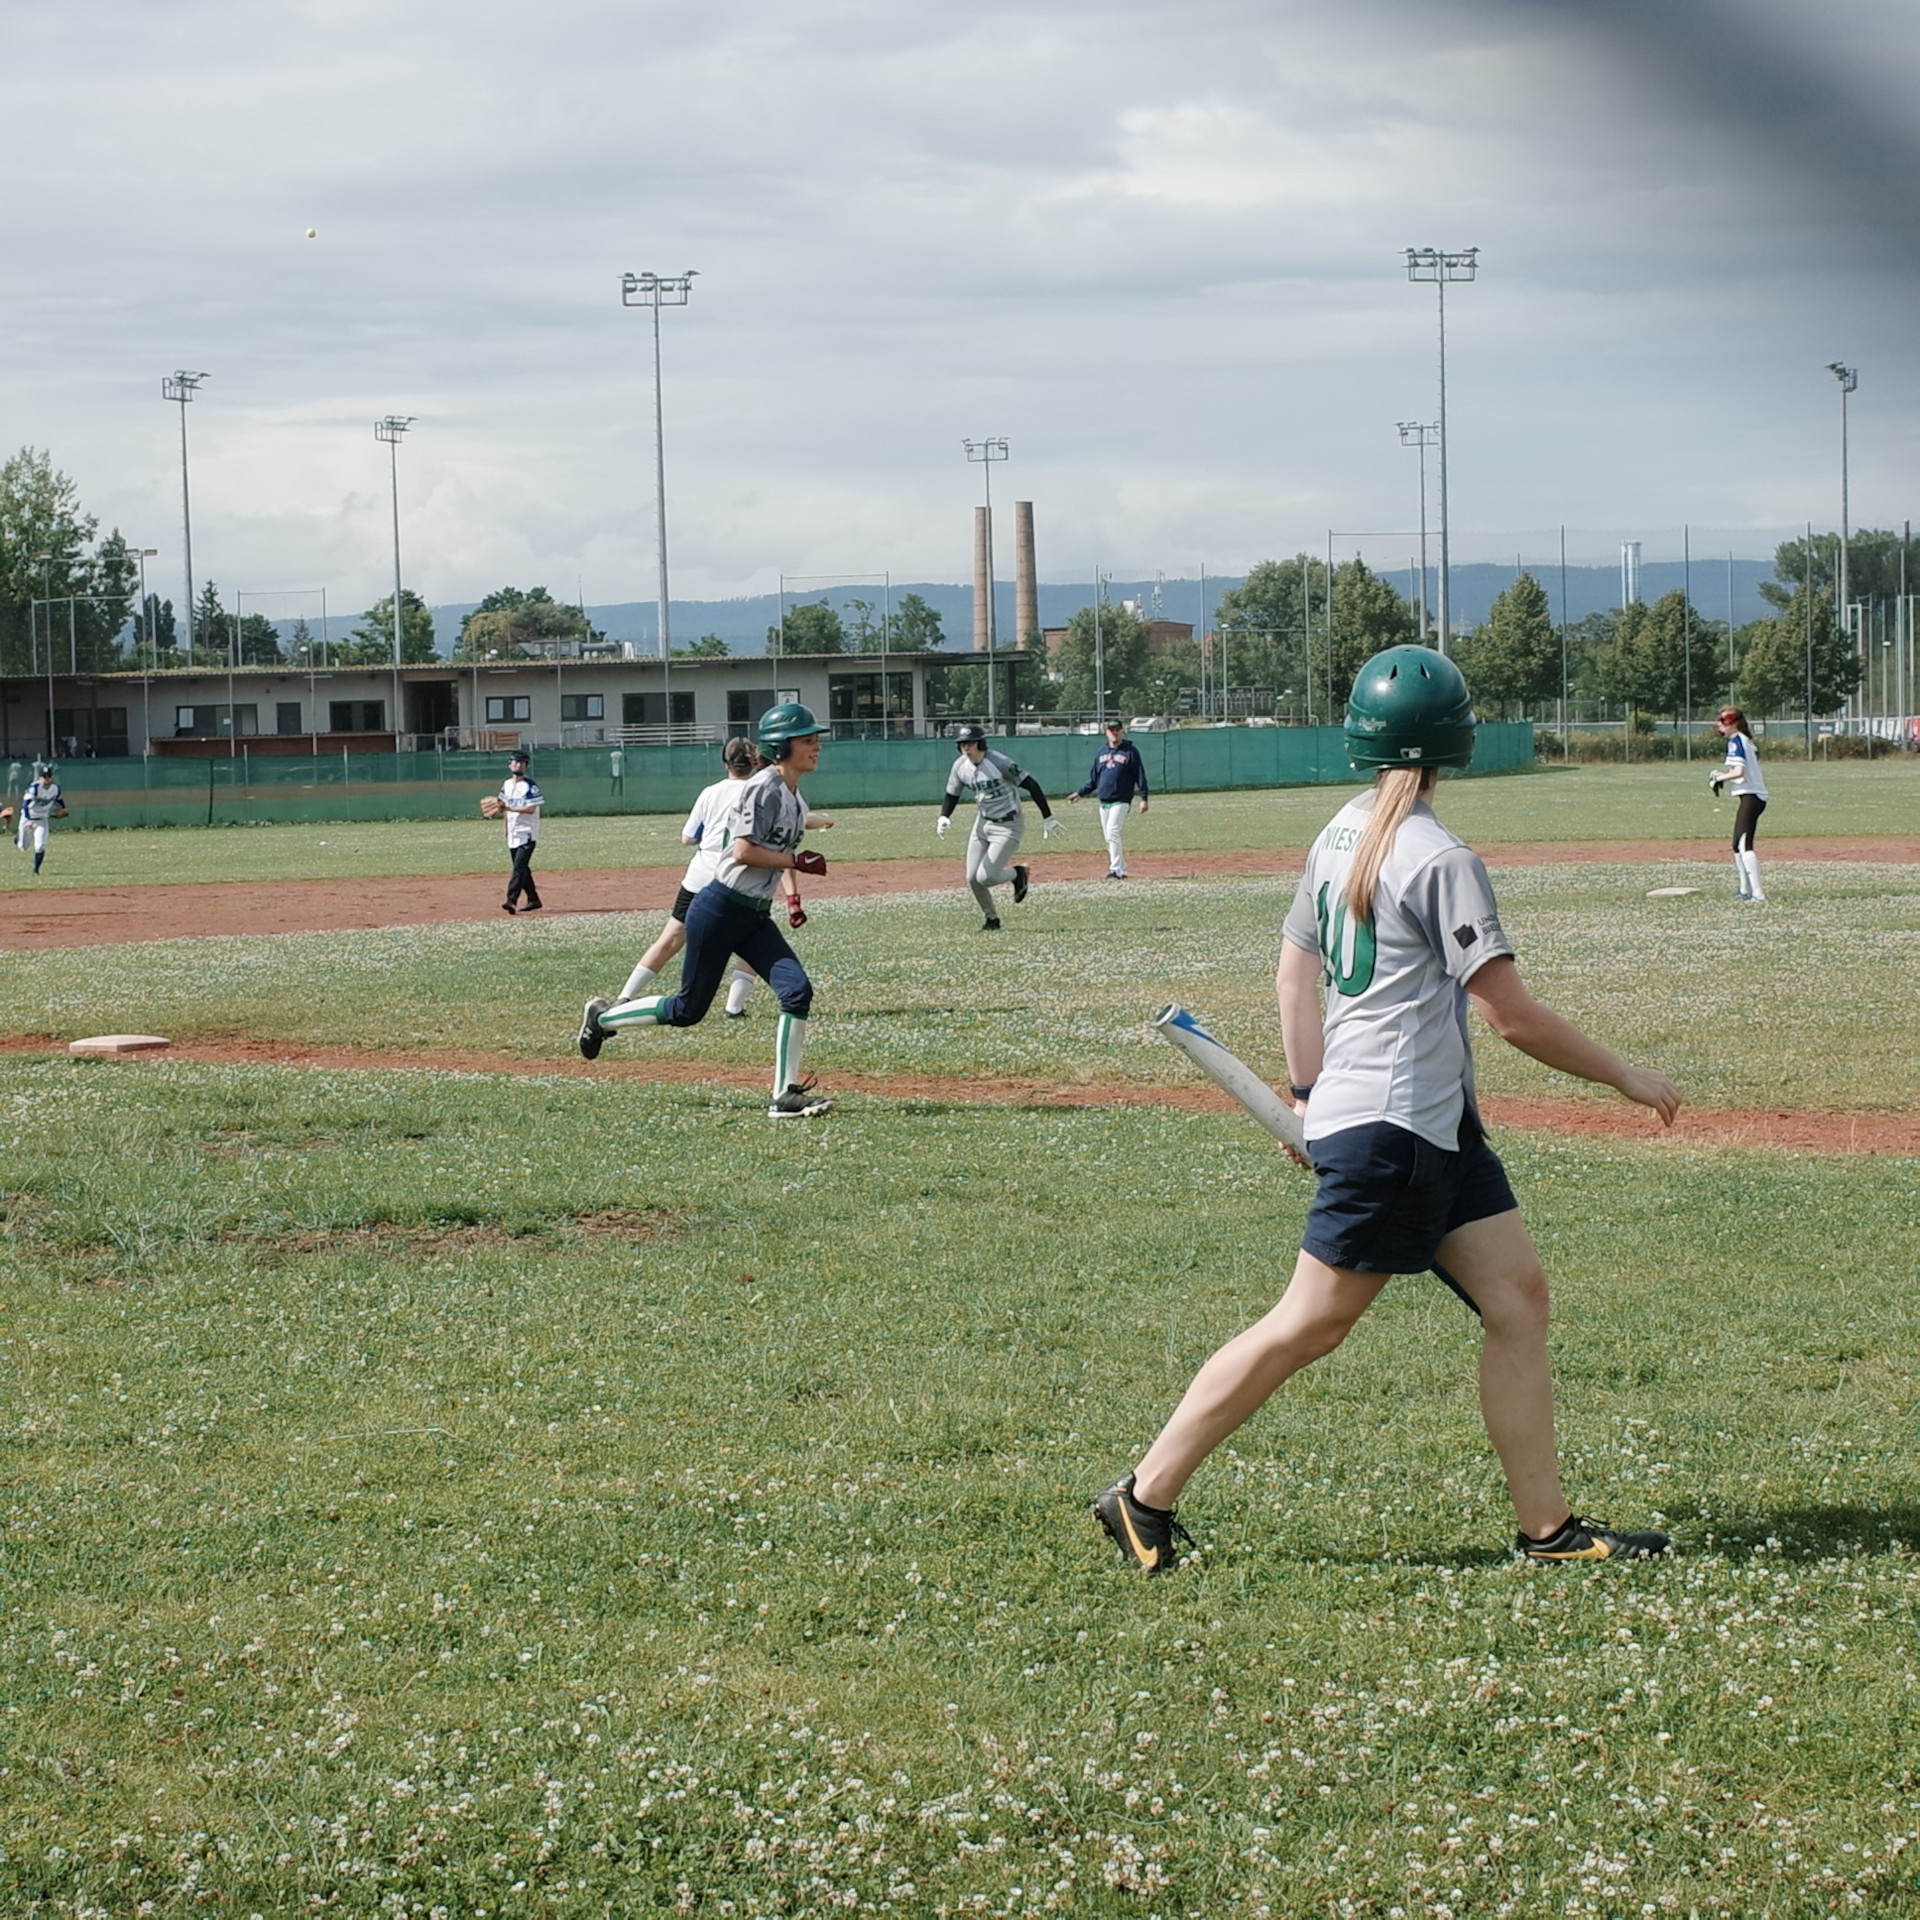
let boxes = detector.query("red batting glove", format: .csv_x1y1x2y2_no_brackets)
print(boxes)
793,849,827,877
788,899,808,929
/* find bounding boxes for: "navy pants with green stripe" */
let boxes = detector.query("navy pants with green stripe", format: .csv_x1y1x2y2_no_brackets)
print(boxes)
660,883,812,1026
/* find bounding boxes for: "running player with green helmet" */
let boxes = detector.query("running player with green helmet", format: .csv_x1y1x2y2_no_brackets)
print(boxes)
1095,645,1682,1573
578,703,833,1118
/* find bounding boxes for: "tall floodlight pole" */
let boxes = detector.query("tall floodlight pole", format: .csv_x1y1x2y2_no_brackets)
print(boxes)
375,415,415,738
1826,362,1858,721
1397,421,1439,640
964,438,1009,727
622,270,697,738
1403,249,1478,654
162,371,208,662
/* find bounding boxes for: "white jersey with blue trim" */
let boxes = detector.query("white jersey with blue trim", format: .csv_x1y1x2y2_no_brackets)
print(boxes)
1717,730,1767,799
19,778,62,822
680,776,744,891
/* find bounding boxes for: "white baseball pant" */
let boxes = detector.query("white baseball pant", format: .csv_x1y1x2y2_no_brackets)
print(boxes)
1099,800,1131,876
965,815,1024,914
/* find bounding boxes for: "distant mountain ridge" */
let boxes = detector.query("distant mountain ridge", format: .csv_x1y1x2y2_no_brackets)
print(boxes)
409,561,1783,658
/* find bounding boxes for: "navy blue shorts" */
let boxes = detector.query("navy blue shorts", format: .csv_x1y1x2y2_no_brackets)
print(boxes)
1301,1121,1518,1277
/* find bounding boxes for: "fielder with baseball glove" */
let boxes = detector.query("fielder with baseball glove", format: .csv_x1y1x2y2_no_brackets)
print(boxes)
15,762,63,873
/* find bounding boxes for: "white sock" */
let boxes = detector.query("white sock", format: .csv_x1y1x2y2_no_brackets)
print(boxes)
774,1013,808,1094
619,961,658,1001
1732,855,1749,897
601,992,672,1031
1739,849,1765,900
726,971,754,1015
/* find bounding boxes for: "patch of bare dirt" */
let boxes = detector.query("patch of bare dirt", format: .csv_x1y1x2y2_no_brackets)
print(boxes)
1,836,1913,951
10,1031,1911,1157
224,1208,683,1257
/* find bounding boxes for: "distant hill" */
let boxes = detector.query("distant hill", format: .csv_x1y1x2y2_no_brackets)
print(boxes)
406,561,1783,658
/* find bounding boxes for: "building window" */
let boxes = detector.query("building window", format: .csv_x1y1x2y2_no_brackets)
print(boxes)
560,693,604,721
484,695,532,723
173,703,261,738
276,702,303,735
623,691,695,726
828,671,914,736
51,708,130,757
726,689,777,729
328,700,387,733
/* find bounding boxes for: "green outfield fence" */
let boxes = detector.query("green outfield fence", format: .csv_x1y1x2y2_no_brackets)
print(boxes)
13,725,1536,830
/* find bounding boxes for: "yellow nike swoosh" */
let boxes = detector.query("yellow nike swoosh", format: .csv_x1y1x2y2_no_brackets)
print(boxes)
1116,1505,1163,1570
1531,1540,1612,1560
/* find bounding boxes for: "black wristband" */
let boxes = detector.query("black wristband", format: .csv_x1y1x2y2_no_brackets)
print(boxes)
1288,1084,1315,1101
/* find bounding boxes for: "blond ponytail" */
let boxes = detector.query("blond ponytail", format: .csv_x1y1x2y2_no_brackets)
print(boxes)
1343,766,1435,921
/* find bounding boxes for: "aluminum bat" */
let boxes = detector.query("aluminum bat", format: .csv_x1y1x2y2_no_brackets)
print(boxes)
1152,1002,1309,1166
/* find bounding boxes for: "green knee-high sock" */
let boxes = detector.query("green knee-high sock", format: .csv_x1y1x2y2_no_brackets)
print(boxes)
773,1013,808,1094
601,992,673,1032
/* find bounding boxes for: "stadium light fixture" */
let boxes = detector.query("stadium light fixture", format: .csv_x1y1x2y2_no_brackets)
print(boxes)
622,270,698,733
162,371,208,661
1403,249,1478,655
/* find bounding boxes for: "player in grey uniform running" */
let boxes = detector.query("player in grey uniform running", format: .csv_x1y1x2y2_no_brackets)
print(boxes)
936,725,1063,929
578,703,832,1119
13,762,65,874
1710,705,1768,903
1095,646,1681,1573
601,736,822,1019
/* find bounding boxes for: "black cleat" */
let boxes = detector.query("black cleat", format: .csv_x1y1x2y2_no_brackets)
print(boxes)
979,916,1002,932
577,996,610,1060
501,901,517,915
1011,864,1030,904
1516,1515,1670,1563
1093,1474,1194,1575
769,1076,831,1119
724,1009,749,1020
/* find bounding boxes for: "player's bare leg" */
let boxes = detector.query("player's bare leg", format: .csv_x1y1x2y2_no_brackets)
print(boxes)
1430,1208,1569,1540
1129,1251,1388,1510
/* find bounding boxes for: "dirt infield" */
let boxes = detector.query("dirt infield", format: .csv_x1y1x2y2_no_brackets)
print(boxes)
3,1032,1912,1156
2,836,1914,951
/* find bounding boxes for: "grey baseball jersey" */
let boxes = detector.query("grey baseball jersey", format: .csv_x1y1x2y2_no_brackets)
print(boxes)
945,749,1026,824
1281,793,1514,1151
712,765,808,900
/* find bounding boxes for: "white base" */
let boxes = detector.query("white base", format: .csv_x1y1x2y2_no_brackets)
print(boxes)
69,1034,172,1056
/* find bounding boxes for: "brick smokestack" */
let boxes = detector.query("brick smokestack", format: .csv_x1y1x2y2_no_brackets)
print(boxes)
1014,501,1037,650
973,506,991,651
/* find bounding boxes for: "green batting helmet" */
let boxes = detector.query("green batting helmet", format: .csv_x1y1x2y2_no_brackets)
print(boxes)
1343,645,1476,771
754,701,826,761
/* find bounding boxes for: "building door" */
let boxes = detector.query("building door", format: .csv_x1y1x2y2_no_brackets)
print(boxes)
407,681,458,736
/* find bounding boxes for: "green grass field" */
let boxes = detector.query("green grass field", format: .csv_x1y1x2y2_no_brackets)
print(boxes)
3,785,1918,1916
3,758,1914,892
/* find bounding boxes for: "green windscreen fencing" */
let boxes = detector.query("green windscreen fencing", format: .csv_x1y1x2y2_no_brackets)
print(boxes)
19,725,1536,830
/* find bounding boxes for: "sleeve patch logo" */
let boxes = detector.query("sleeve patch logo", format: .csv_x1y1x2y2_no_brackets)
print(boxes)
1453,923,1479,949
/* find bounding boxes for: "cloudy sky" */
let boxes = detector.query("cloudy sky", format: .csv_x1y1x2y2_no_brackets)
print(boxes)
4,0,1918,622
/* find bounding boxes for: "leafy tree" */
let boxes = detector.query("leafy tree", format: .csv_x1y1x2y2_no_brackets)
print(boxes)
1213,556,1326,702
890,592,945,651
1325,559,1417,710
131,592,178,664
770,602,845,654
0,448,134,673
1049,599,1153,712
1737,587,1860,720
841,599,884,652
1453,572,1561,718
1760,528,1920,612
340,589,437,665
454,586,589,661
1592,590,1724,722
192,581,231,665
677,634,728,658
287,616,319,666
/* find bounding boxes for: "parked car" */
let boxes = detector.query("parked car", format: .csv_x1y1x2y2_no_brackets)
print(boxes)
1129,715,1174,732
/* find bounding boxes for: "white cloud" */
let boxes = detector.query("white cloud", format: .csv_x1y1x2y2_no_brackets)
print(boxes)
1,0,1917,621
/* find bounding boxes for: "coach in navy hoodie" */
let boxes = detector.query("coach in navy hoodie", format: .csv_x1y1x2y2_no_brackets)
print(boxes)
1070,719,1149,878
